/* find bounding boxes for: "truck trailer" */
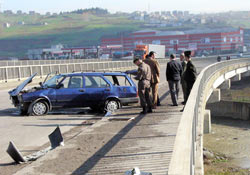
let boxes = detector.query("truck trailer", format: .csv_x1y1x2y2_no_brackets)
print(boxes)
133,44,165,59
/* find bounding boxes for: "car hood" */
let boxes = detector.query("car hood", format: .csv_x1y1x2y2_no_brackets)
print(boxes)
8,73,37,96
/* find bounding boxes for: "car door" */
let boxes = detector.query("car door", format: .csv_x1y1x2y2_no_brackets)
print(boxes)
104,75,136,98
83,75,111,106
55,75,86,107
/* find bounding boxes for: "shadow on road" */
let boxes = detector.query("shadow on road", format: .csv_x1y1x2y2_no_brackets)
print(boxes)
72,90,170,175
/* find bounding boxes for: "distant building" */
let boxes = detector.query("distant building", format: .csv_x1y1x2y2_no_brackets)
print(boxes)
46,12,51,16
3,22,11,28
27,44,99,60
3,10,13,15
172,10,178,17
29,11,35,15
17,10,23,15
42,22,48,26
101,28,244,55
183,11,189,16
18,21,25,25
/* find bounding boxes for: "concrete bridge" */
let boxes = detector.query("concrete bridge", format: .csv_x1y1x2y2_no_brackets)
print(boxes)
0,57,250,175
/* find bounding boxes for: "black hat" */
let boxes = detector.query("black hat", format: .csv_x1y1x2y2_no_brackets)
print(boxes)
148,51,156,57
184,50,191,57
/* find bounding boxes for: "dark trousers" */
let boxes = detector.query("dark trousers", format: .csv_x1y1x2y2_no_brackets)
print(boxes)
186,81,195,101
168,80,180,105
181,79,188,103
138,83,152,109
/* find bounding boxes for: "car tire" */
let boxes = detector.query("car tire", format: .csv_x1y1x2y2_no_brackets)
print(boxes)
31,100,49,116
105,99,120,113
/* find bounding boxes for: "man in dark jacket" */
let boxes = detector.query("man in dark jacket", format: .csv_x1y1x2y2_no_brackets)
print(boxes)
180,53,187,104
184,50,197,101
166,54,183,106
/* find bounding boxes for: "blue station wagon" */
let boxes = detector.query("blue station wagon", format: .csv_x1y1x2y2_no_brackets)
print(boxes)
9,72,139,116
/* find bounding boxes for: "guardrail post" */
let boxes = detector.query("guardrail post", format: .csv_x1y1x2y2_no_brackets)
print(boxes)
29,66,32,76
66,64,69,73
5,67,8,82
18,67,21,81
40,66,43,78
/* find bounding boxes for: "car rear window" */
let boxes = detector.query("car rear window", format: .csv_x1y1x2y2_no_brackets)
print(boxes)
104,75,132,87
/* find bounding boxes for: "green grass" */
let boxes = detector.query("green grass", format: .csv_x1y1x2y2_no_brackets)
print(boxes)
0,13,142,57
0,12,247,58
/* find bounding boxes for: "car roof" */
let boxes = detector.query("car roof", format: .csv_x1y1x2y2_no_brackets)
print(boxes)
60,72,127,76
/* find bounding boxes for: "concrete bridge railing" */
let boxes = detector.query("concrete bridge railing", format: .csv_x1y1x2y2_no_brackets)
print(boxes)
0,58,114,67
168,58,250,175
0,59,168,83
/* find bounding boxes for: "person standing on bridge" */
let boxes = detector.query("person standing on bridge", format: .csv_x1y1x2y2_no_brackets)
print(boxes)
184,50,197,102
180,53,187,105
143,51,160,109
166,54,183,106
133,58,153,114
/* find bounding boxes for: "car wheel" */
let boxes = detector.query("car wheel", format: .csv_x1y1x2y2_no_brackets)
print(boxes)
105,100,120,113
31,100,49,116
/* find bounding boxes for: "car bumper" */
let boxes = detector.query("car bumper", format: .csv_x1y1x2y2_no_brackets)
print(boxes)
119,97,139,104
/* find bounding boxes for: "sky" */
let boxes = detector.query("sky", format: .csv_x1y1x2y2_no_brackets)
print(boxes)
1,0,250,14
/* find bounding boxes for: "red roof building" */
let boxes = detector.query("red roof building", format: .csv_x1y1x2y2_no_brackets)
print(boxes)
101,28,244,55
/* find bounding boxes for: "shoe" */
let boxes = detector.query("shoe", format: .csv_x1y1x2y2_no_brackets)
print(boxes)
157,103,161,106
140,107,147,114
172,104,178,106
147,108,153,113
181,101,186,105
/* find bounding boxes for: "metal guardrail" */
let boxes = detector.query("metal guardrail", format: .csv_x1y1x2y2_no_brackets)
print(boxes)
168,58,250,175
0,58,114,67
0,59,167,82
2,53,249,67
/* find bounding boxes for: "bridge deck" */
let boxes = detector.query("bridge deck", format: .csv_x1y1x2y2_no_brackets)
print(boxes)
73,87,183,175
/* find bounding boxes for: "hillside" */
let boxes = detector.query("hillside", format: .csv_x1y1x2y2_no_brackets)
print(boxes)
0,13,142,58
0,10,249,58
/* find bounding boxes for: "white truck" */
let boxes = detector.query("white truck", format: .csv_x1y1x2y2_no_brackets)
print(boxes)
134,44,165,59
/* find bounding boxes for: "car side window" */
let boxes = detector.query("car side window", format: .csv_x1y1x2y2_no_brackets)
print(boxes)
60,76,70,88
67,76,83,88
85,75,109,88
104,75,132,87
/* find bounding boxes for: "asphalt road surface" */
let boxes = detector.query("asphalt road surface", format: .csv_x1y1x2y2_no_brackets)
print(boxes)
0,57,217,164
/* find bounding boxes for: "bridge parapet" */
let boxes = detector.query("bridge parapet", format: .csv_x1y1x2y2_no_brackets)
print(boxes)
168,58,250,175
0,59,168,83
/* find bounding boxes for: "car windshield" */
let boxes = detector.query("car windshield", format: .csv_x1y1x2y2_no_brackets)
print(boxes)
43,75,65,88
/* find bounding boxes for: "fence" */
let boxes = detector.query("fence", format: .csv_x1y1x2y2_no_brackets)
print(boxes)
0,58,114,67
168,58,250,175
0,59,167,82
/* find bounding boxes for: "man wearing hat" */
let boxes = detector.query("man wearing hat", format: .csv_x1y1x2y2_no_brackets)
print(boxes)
133,58,153,114
166,54,183,106
184,50,197,101
180,53,187,104
145,51,161,108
